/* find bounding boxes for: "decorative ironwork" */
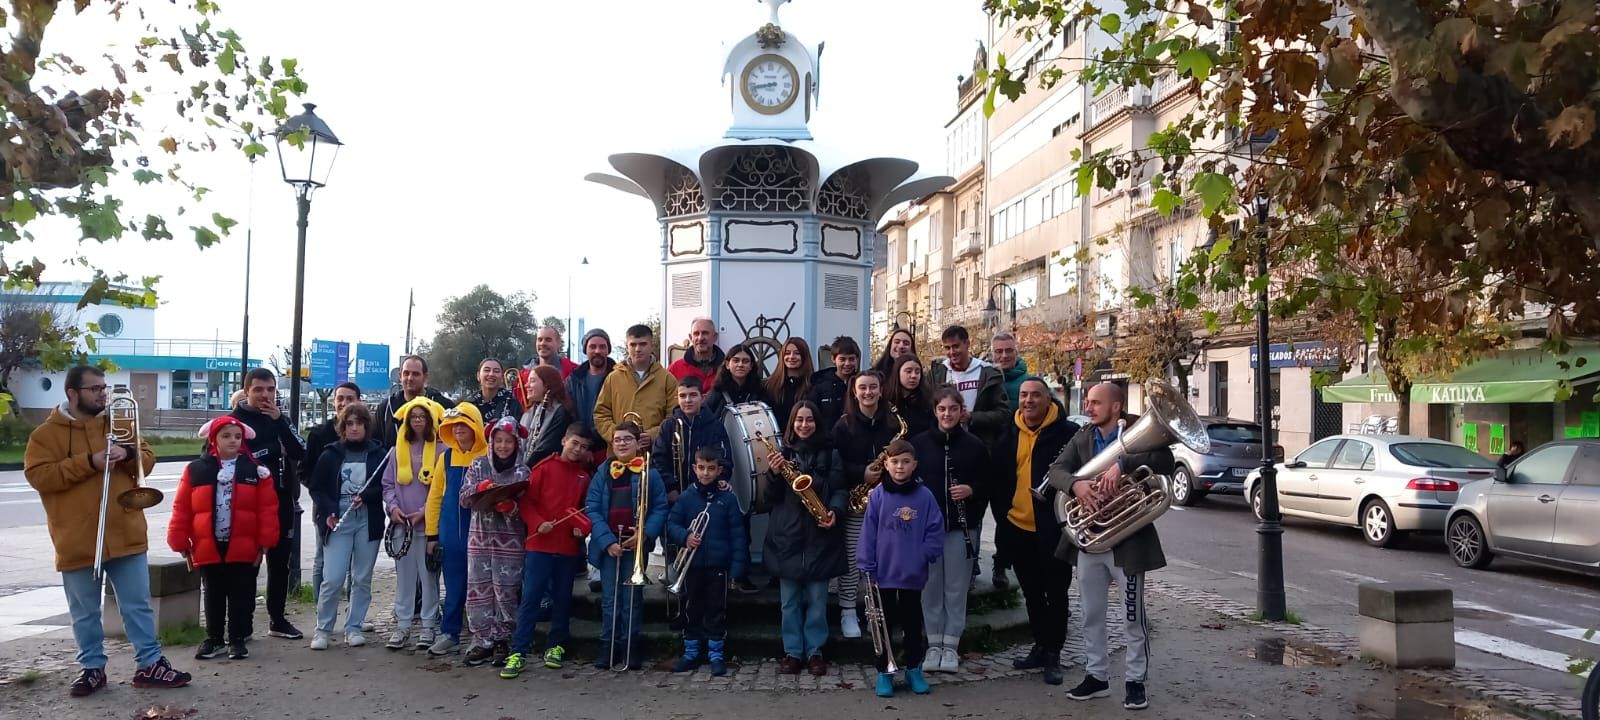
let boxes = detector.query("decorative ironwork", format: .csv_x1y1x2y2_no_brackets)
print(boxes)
817,169,871,220
715,147,810,213
664,167,706,217
756,23,787,48
726,301,796,375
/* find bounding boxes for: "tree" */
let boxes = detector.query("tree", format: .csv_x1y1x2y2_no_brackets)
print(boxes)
0,302,82,413
1014,319,1103,392
3,0,306,307
427,285,537,395
1119,286,1203,396
540,316,566,337
983,0,1600,381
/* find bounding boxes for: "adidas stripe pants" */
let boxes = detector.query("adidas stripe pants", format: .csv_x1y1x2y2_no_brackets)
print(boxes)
1077,551,1150,683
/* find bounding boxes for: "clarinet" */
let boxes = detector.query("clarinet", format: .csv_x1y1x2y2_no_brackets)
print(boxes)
948,445,977,560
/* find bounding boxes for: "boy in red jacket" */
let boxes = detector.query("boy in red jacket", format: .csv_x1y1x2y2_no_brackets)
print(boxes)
168,417,280,661
500,424,595,677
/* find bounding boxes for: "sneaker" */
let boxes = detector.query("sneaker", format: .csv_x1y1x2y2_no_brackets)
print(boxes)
875,671,894,698
463,643,494,666
131,656,191,689
907,666,930,694
360,621,375,632
345,630,367,648
543,645,566,669
309,632,330,650
227,641,249,660
840,613,862,639
386,628,408,650
938,647,960,673
69,668,107,697
268,618,303,640
1123,681,1148,710
807,655,828,677
499,652,526,679
1012,645,1047,670
1042,662,1064,685
710,658,727,677
491,640,510,667
733,576,760,594
588,579,602,593
778,655,803,675
194,638,224,660
416,628,435,650
992,567,1010,589
1067,675,1111,701
428,634,459,656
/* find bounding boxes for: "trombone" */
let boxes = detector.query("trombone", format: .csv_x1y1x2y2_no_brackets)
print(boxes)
94,389,164,580
610,411,653,671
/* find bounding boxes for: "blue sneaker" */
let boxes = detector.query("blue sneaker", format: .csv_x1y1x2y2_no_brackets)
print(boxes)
907,666,930,694
875,671,895,698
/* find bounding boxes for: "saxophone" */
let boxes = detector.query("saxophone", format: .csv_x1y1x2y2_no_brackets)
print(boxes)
756,431,830,526
848,406,907,515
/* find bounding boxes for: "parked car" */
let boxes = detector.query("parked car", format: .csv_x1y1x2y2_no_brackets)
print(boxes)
1169,418,1282,506
1445,439,1600,576
1244,434,1499,547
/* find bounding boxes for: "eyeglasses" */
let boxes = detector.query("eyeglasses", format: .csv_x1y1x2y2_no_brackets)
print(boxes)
74,384,109,393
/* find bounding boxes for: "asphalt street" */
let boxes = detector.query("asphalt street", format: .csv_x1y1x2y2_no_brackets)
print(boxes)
1155,492,1598,694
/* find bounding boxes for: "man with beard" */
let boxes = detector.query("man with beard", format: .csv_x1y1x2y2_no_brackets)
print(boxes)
376,355,457,449
229,368,308,641
667,317,725,390
466,358,522,423
563,328,615,452
985,332,1029,589
528,326,579,379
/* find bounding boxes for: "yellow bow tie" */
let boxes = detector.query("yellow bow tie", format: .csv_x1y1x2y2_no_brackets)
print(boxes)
610,457,646,479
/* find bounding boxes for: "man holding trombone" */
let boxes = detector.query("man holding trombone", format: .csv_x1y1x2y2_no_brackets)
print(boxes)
24,366,192,697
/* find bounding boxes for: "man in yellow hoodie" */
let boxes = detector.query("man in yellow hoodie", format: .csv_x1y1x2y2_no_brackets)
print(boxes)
593,323,677,444
24,366,192,697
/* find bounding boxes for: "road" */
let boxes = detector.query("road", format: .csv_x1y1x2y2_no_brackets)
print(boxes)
1156,492,1599,695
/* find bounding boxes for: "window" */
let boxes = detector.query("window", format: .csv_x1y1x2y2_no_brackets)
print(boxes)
1210,361,1229,416
1331,440,1375,471
1390,443,1497,469
1507,445,1577,485
1062,19,1079,47
1295,439,1341,468
931,281,943,322
171,370,192,410
1206,423,1261,443
1574,447,1600,486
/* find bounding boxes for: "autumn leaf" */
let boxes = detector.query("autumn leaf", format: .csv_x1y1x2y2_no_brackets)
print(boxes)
1325,38,1360,90
1545,105,1595,149
158,137,178,154
1186,2,1214,28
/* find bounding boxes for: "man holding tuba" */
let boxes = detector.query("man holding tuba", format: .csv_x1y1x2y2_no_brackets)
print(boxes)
24,366,192,696
1050,383,1173,712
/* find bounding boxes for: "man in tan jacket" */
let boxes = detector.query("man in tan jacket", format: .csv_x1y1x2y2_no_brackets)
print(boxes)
24,366,191,697
593,323,678,444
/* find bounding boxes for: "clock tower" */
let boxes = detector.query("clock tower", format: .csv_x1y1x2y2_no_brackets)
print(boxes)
723,0,820,141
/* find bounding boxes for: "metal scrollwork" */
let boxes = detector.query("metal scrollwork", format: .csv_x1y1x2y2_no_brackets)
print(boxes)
716,147,811,214
664,167,706,217
818,169,870,220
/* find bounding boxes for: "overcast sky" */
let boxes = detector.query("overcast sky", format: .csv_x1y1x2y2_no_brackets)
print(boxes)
24,1,985,364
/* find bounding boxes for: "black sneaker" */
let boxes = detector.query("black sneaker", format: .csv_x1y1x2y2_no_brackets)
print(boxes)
131,656,192,689
1012,645,1047,670
228,641,249,660
490,640,510,667
1067,675,1111,701
733,577,760,594
588,579,602,593
69,668,106,697
463,643,494,667
992,567,1010,589
1042,662,1064,685
268,618,303,640
1123,681,1148,710
194,638,224,660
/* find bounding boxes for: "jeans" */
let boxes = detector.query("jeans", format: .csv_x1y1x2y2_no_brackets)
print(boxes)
316,512,379,635
393,536,440,631
201,559,257,643
440,540,469,639
510,552,578,654
921,530,972,651
596,554,643,659
778,578,829,659
61,552,162,670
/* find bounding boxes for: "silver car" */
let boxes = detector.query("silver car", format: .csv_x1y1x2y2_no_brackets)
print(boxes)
1446,439,1600,575
1244,434,1499,548
1170,418,1278,505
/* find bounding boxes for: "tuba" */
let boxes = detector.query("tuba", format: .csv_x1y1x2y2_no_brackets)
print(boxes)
1039,380,1210,554
848,406,907,515
755,431,830,526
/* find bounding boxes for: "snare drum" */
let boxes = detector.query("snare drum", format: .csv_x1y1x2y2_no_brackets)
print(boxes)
722,401,783,515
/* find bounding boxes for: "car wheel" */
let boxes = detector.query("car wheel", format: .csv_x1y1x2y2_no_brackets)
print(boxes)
1250,484,1265,520
1361,498,1400,548
1171,466,1197,506
1447,514,1493,569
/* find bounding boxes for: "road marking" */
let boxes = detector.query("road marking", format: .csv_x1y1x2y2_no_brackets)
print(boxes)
1455,629,1591,677
1455,600,1575,632
1549,628,1600,646
1327,569,1387,585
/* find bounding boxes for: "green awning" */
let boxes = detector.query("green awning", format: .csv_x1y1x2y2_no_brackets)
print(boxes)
1321,346,1600,404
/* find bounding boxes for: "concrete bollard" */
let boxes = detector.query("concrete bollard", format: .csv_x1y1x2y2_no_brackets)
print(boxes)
104,559,202,638
1358,582,1455,668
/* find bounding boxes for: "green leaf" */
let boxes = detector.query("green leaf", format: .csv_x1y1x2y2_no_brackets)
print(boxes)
1100,14,1121,34
1208,235,1233,261
1189,172,1234,217
84,335,98,353
4,198,38,224
212,213,238,235
1151,188,1183,216
1202,311,1220,334
193,226,221,248
1175,48,1213,82
281,58,298,76
132,169,161,184
243,141,268,159
218,46,236,74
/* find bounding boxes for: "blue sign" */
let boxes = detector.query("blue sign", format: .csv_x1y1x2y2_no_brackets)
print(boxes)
354,343,390,393
335,342,350,384
89,355,262,372
310,340,337,389
1250,342,1340,369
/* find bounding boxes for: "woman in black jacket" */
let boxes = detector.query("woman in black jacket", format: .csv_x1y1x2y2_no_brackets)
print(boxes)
762,400,848,676
885,354,935,437
827,370,904,640
765,337,814,429
308,402,388,649
708,342,773,416
910,387,989,673
519,365,574,468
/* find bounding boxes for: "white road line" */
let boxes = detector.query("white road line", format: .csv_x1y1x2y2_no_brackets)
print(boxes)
1547,628,1600,646
1327,569,1388,585
1455,629,1592,677
1455,600,1576,632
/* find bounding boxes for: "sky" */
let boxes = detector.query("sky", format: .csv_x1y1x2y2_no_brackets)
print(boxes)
21,0,987,365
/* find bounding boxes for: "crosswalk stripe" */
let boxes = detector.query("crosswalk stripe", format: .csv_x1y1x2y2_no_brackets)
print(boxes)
1455,629,1592,677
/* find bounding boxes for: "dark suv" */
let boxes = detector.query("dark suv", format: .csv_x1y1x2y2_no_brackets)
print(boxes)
1170,418,1281,506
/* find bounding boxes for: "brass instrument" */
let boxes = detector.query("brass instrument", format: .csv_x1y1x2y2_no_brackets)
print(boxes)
610,411,653,671
109,389,163,510
672,421,685,493
665,503,711,595
848,406,907,514
755,431,830,526
1043,381,1211,554
863,575,899,674
506,368,530,413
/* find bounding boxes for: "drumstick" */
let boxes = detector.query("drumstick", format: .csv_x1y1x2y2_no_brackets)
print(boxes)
549,506,587,527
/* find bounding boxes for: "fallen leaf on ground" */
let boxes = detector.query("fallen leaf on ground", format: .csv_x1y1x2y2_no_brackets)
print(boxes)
134,706,197,720
835,681,854,689
1201,622,1227,630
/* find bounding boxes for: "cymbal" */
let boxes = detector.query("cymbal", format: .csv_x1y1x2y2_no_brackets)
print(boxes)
470,481,528,512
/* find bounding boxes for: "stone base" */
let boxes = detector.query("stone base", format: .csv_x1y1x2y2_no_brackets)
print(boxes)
1358,616,1455,668
103,589,201,638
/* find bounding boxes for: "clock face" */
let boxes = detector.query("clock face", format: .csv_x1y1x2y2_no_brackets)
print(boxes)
741,54,799,115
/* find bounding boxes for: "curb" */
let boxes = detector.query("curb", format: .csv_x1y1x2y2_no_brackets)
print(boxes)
0,454,201,472
1144,578,1584,720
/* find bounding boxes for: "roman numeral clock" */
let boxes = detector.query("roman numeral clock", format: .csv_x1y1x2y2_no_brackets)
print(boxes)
723,0,817,140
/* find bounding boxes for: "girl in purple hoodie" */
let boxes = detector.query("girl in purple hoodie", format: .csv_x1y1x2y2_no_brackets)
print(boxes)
856,438,944,698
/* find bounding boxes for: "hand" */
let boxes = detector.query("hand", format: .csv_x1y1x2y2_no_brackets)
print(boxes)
389,508,406,525
686,532,702,549
950,484,973,502
621,535,638,551
667,490,679,505
426,540,438,556
1072,481,1102,512
766,451,785,470
864,465,883,485
818,511,836,529
105,445,130,464
717,480,731,492
538,521,555,535
1094,467,1120,497
572,527,583,538
326,515,338,530
262,402,282,420
350,496,364,509
407,510,425,526
607,542,623,558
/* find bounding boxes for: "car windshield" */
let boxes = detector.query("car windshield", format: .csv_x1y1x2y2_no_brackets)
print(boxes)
1388,442,1497,469
1207,424,1262,443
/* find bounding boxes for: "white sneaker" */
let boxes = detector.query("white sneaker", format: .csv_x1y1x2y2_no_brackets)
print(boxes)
386,628,408,649
361,621,375,632
939,647,961,673
309,632,330,651
416,628,435,649
345,630,367,647
840,613,862,639
428,634,459,656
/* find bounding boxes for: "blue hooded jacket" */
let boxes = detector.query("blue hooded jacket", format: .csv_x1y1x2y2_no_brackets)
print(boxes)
666,480,749,577
584,460,668,568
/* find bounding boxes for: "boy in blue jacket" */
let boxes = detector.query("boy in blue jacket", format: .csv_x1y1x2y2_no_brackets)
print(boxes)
666,446,749,676
585,420,668,671
857,438,944,698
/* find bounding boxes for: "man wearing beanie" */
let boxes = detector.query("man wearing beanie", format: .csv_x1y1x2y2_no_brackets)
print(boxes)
565,328,615,450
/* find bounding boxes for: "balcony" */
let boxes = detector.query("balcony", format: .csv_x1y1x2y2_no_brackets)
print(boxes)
955,231,984,260
97,338,244,358
1087,85,1152,130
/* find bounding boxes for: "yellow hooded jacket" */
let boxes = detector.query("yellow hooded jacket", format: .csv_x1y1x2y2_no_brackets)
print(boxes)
427,403,487,536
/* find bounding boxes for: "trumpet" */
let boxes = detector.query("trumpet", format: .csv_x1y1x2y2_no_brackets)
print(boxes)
666,504,711,595
848,406,907,515
863,575,899,674
756,431,829,526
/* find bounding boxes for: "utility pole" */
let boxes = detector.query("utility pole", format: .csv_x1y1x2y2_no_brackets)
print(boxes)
404,288,414,354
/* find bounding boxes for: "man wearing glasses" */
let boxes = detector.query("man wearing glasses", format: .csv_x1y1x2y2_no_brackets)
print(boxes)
24,366,192,697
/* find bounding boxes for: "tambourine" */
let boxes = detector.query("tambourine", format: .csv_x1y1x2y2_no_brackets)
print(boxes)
385,520,413,559
425,541,443,573
470,480,528,512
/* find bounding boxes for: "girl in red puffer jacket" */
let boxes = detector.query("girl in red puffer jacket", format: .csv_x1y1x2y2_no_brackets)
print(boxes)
168,416,280,661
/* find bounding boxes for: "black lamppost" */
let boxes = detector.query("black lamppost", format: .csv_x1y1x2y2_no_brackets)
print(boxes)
274,103,342,431
1253,190,1287,622
983,282,1017,330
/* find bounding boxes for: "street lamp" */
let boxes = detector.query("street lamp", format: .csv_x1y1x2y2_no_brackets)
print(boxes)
274,103,341,431
567,257,590,359
983,282,1017,330
1252,190,1287,622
